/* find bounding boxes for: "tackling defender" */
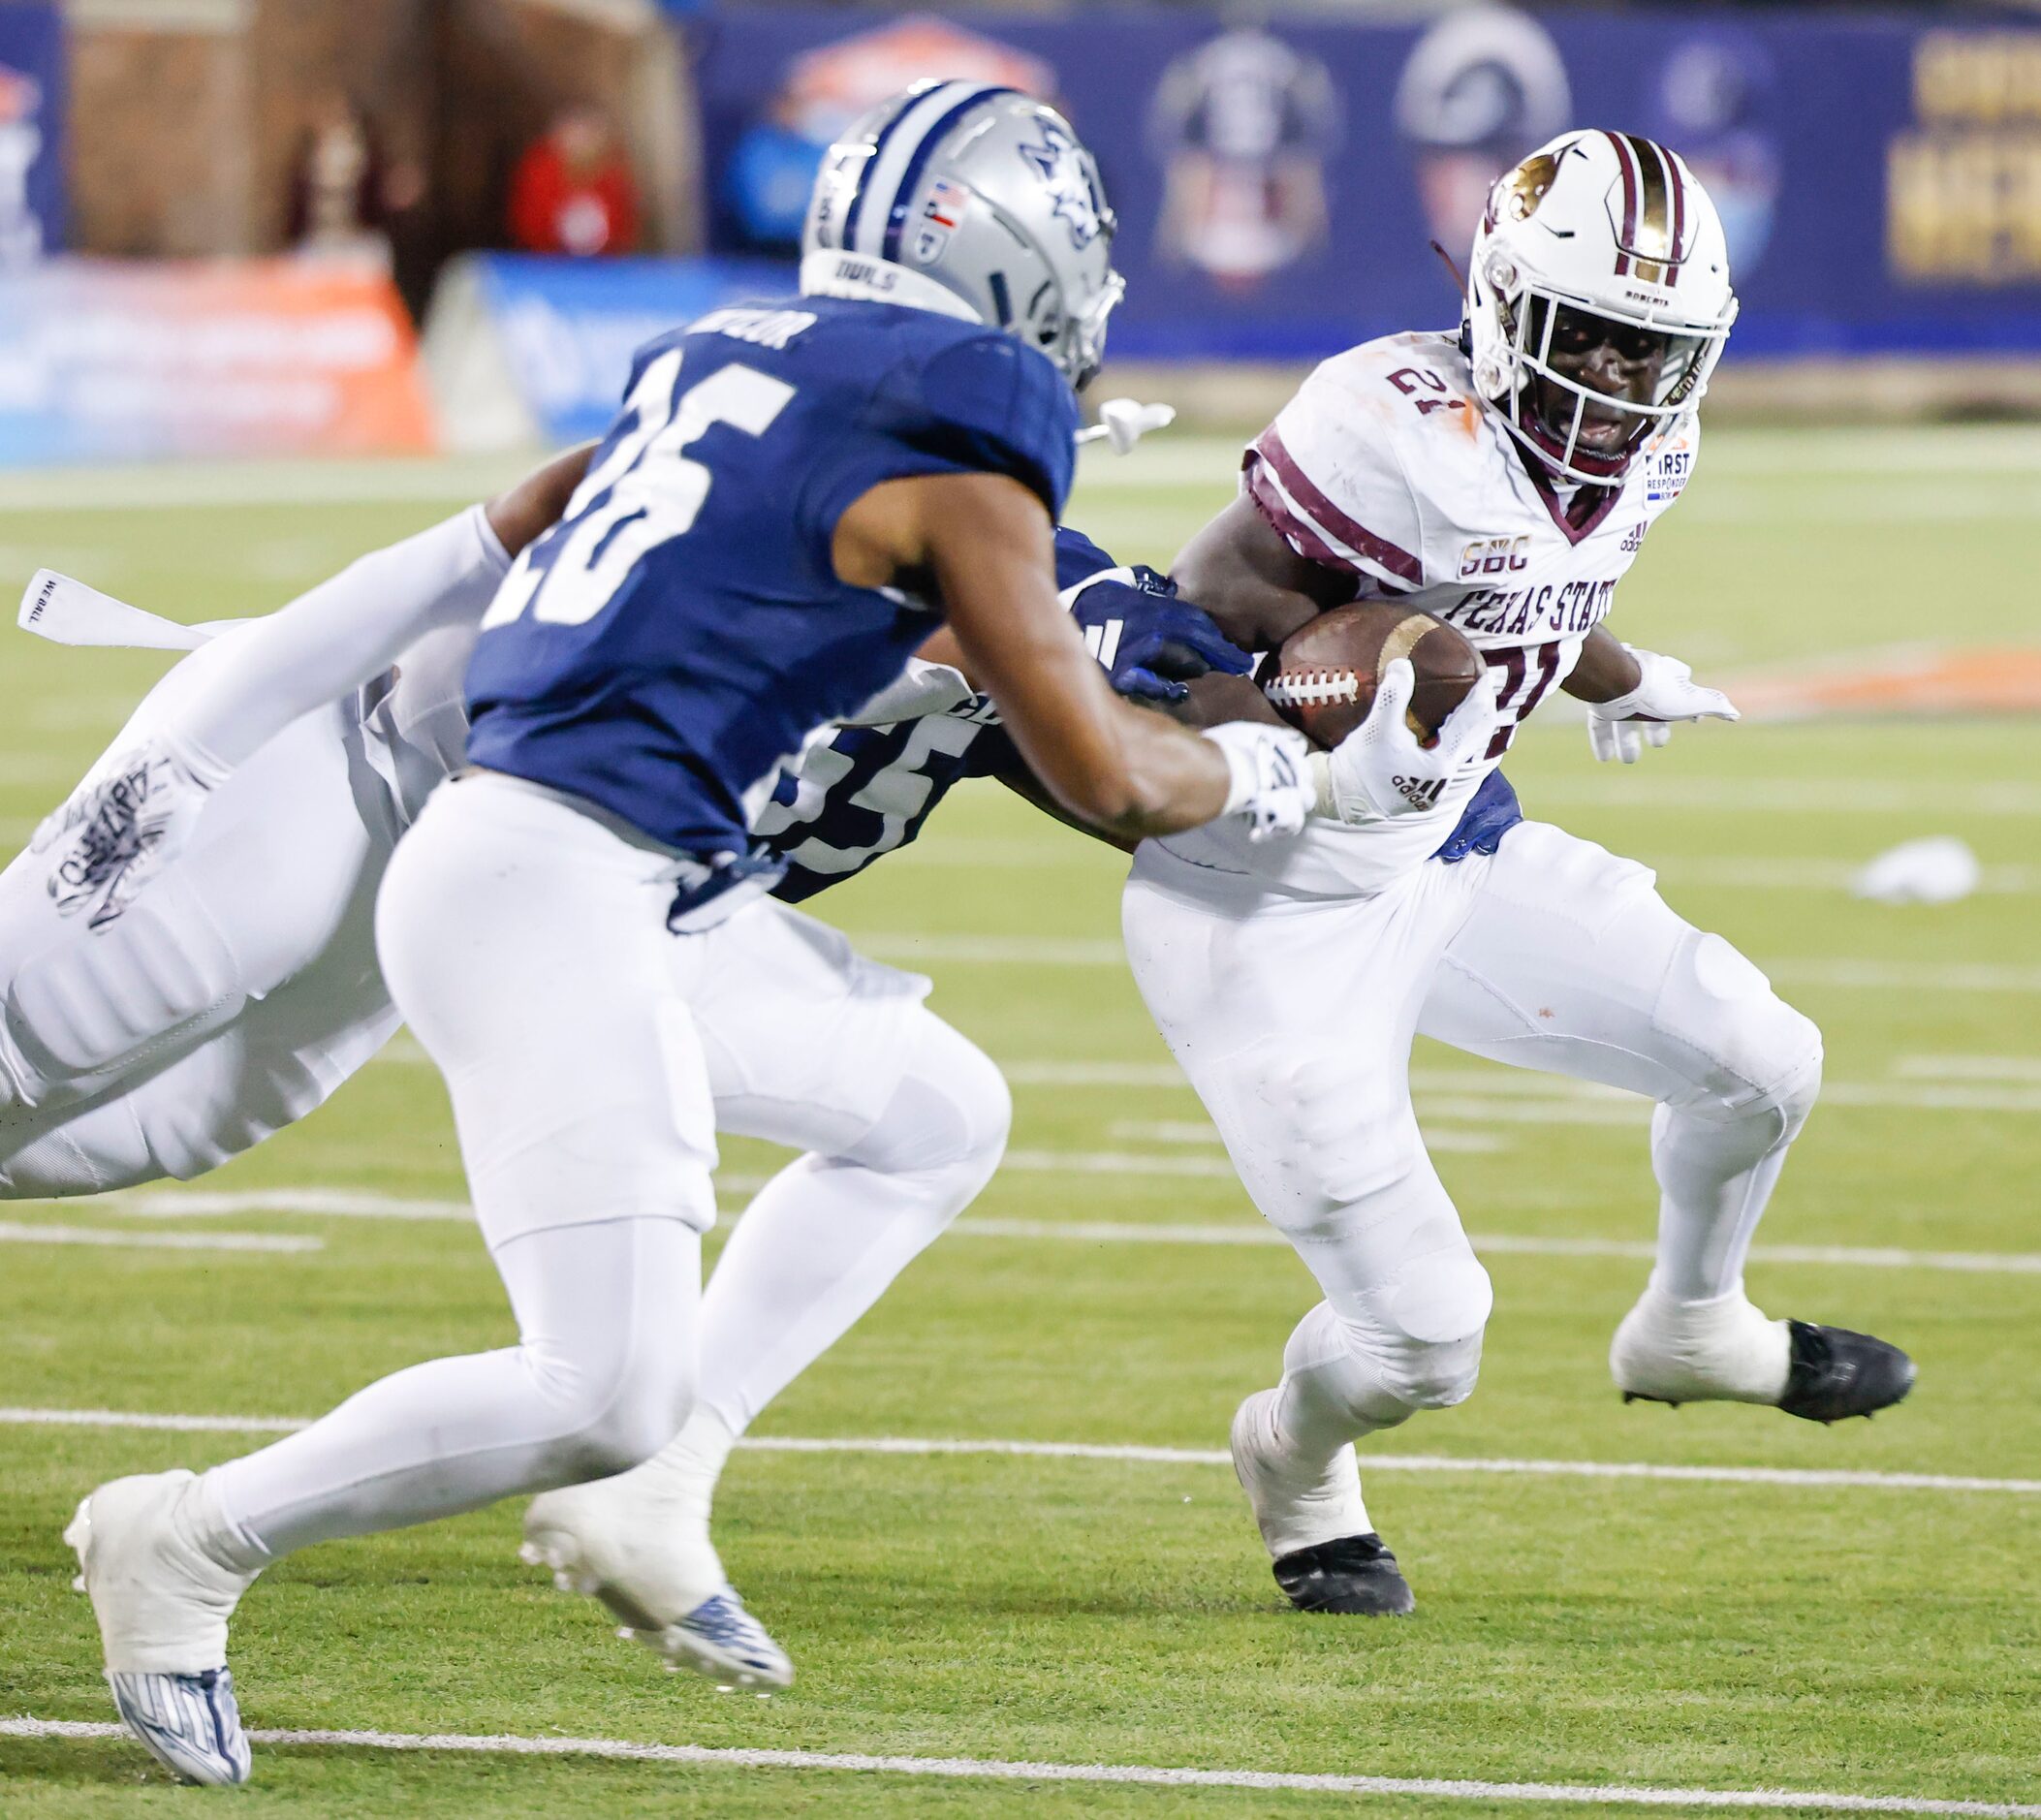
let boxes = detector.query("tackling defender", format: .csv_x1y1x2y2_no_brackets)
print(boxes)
47,84,1464,1787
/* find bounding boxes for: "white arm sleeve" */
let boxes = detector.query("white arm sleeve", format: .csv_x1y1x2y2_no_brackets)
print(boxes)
157,505,512,782
838,657,975,727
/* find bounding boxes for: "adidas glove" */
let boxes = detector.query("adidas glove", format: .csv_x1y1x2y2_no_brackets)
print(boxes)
1202,721,1315,843
1311,660,1502,826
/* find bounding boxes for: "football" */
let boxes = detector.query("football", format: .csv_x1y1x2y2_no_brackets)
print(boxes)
1261,603,1485,748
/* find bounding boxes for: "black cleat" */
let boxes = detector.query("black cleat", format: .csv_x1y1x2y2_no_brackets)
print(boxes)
1270,1533,1416,1616
1777,1320,1916,1424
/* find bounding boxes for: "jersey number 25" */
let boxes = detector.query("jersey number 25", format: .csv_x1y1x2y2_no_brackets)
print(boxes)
481,350,796,631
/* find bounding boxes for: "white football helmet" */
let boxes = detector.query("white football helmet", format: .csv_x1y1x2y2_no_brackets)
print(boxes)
1465,129,1737,484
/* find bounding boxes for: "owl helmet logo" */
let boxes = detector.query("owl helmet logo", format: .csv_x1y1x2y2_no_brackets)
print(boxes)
1017,122,1104,248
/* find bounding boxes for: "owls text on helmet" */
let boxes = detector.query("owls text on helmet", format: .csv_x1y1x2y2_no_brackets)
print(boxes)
801,81,1123,391
1465,130,1738,484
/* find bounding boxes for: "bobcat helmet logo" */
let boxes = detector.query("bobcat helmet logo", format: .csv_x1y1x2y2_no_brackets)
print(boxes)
1493,150,1560,226
1018,123,1104,248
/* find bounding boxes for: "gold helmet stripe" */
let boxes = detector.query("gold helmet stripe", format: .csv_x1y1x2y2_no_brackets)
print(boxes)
1617,132,1681,286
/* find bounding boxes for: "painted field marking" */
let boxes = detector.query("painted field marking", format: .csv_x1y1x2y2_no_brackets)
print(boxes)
71,1188,2041,1275
847,934,2041,995
4,1718,2034,1817
2,1408,2035,1497
1649,857,2040,895
1518,778,2041,816
0,1221,320,1255
1897,1055,2041,1083
952,1219,2041,1276
1111,1117,1508,1154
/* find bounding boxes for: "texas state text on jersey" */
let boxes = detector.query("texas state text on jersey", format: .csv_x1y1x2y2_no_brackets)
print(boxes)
1160,328,1696,898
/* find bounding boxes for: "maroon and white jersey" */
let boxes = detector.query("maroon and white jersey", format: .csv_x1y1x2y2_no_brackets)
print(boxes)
1159,327,1697,896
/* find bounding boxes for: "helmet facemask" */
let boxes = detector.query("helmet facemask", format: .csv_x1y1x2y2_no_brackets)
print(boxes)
1499,288,1727,482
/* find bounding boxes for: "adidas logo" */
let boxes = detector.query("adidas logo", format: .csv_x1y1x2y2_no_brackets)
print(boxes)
1392,773,1445,810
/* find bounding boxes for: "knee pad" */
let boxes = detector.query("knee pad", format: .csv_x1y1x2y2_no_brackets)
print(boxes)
1652,931,1823,1133
1285,1247,1492,1432
842,1014,1012,1178
4,885,244,1105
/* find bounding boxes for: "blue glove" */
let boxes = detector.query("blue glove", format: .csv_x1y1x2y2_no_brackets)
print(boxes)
1069,566,1253,704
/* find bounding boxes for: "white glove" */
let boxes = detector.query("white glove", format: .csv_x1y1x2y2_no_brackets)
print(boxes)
1074,397,1177,455
1202,720,1315,843
1310,659,1503,826
33,740,215,930
1586,645,1740,764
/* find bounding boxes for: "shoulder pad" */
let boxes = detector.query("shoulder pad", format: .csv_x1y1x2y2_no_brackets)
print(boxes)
894,331,1080,519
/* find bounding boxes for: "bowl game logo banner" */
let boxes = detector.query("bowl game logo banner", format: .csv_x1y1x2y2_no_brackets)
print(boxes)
0,1,62,267
0,260,434,465
688,6,2041,360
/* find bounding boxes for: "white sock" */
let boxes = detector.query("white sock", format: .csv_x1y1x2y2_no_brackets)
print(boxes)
206,1218,699,1559
1612,1278,1790,1403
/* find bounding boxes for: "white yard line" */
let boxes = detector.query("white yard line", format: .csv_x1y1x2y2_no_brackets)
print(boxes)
0,1221,320,1254
0,455,533,514
1522,779,2041,816
1897,1055,2041,1083
951,1219,2041,1275
3,1719,2033,1817
73,1188,2041,1274
849,935,2041,995
2,1407,2034,1497
1648,858,2040,895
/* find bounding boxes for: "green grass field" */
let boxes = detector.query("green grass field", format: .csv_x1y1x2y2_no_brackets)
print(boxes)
0,427,2037,1815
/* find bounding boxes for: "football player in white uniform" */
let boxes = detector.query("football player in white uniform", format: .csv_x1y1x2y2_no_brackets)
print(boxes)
1129,131,1914,1616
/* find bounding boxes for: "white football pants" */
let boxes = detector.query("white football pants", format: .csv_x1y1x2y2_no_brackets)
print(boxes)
0,632,399,1193
1122,820,1823,1479
199,771,1008,1559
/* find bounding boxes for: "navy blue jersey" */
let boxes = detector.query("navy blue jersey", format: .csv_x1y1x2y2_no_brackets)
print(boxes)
761,528,1523,901
761,524,1114,900
463,294,1079,857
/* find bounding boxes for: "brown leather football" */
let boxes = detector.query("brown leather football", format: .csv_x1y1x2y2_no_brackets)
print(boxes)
1261,604,1484,748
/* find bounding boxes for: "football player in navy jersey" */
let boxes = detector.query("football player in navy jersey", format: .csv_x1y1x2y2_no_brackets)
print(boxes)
49,84,1499,1785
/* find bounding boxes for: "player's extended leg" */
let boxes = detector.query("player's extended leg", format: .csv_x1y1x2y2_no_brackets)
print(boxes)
1122,844,1494,1616
520,899,1011,1688
68,771,714,1784
1417,820,1913,1421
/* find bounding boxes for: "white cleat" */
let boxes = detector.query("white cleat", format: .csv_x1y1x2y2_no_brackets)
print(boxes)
520,1480,793,1691
65,1471,259,1785
1228,1389,1369,1559
104,1668,252,1787
1611,1285,1792,1407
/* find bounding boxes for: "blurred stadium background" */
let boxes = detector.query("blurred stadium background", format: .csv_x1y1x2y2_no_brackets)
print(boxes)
12,0,2041,460
2,3,2039,1814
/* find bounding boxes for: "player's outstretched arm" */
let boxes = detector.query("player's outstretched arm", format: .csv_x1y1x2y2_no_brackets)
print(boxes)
833,471,1311,844
33,446,592,928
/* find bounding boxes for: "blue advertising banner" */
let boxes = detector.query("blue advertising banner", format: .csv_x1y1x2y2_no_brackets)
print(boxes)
681,7,2041,360
467,252,796,442
0,1,62,264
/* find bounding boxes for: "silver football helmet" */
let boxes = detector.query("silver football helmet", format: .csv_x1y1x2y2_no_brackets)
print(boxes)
801,81,1123,390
